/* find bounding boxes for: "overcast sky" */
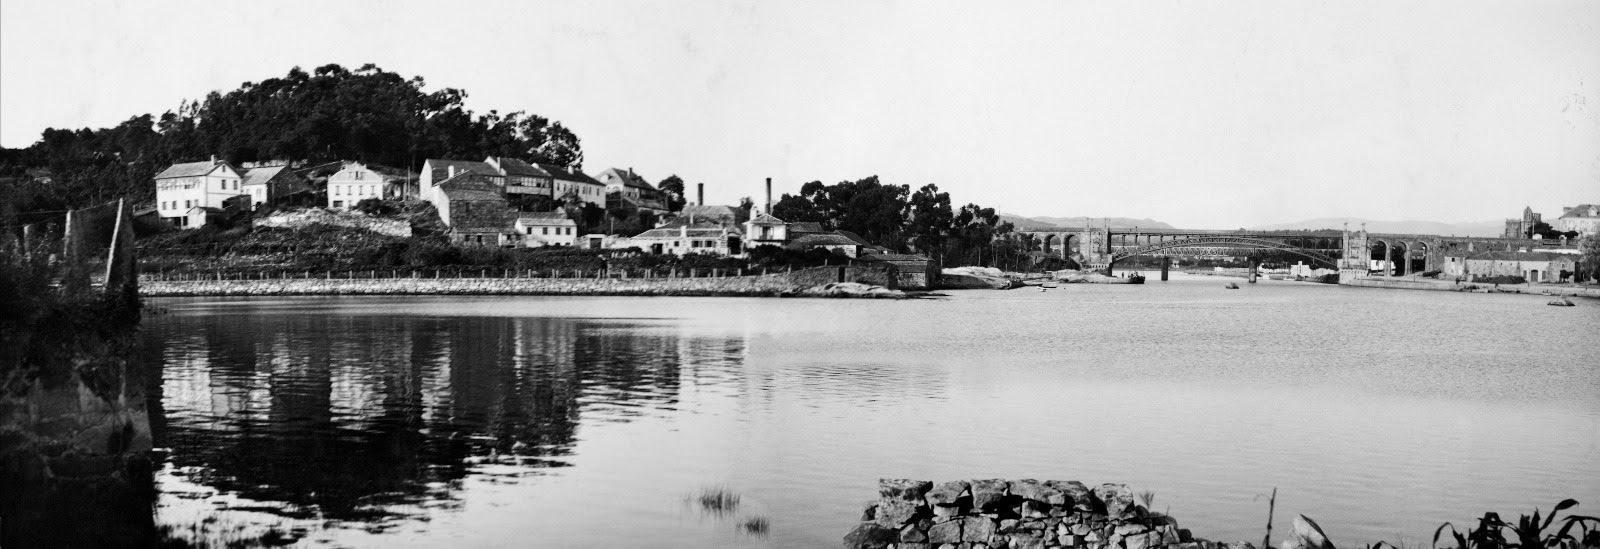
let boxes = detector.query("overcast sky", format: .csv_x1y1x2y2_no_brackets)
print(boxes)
2,0,1596,228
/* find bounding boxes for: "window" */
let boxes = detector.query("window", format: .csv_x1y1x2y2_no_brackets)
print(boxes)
185,200,192,208
354,171,364,180
542,227,549,235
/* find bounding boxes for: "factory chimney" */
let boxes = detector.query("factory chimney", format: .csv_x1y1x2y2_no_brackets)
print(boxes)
765,177,772,215
697,183,704,206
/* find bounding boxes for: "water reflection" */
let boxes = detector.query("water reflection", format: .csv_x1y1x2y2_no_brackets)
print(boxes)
145,309,746,537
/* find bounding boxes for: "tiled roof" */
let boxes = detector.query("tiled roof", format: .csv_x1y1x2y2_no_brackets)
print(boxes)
748,212,786,225
437,171,506,201
788,222,824,235
361,162,417,181
1466,251,1575,261
155,160,228,179
633,219,737,239
788,234,862,248
597,168,656,191
241,165,289,187
1558,204,1600,219
679,204,742,223
516,211,574,223
533,162,601,185
489,157,552,178
427,159,501,181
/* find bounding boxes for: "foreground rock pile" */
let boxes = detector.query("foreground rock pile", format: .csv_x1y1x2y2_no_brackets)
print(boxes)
847,479,1216,549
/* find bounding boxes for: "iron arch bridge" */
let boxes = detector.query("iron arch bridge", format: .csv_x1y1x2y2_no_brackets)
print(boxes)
1110,235,1341,268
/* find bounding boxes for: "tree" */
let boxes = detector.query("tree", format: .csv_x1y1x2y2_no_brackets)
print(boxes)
905,184,954,261
657,175,687,211
1580,235,1600,283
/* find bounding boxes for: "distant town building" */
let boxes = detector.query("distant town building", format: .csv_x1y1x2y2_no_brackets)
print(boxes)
543,163,605,207
744,212,790,249
786,230,878,258
1443,251,1577,283
154,157,247,228
425,171,512,246
1552,204,1600,236
677,204,745,226
627,217,744,256
421,159,505,191
597,167,669,214
240,165,311,208
513,211,578,247
486,156,554,201
857,253,938,290
326,162,415,209
1503,206,1542,239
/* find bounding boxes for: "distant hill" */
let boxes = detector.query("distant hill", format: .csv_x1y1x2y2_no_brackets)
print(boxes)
1247,217,1503,237
999,214,1175,231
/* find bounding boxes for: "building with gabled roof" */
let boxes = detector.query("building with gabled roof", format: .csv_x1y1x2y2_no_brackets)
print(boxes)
424,170,513,246
421,159,504,191
326,161,416,209
744,212,790,249
241,165,312,208
786,230,884,258
486,156,555,200
512,211,578,247
678,204,745,226
534,161,605,207
155,157,247,228
625,217,744,256
1553,204,1600,236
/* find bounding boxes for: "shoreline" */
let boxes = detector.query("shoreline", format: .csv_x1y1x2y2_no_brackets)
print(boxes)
137,272,911,298
1338,275,1600,298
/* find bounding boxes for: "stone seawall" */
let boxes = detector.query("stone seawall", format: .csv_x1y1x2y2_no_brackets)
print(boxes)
1340,276,1600,298
139,265,901,298
846,479,1308,549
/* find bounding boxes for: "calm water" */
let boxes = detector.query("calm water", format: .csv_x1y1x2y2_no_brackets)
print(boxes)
142,275,1600,548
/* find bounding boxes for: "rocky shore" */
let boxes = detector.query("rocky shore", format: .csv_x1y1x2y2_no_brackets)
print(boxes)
845,479,1330,549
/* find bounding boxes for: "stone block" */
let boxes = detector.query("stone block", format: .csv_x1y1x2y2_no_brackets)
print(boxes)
902,524,929,543
1127,532,1161,549
932,504,961,522
862,501,878,521
1015,499,1052,519
880,479,935,502
928,520,963,545
843,522,899,549
1059,534,1083,547
874,499,925,528
1114,524,1149,536
1160,525,1181,545
928,480,971,506
1012,479,1063,505
1071,524,1092,536
962,517,999,543
971,479,1009,511
1010,534,1048,549
1047,480,1091,509
1094,484,1134,518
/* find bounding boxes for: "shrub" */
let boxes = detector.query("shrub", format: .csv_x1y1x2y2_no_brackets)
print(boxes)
1474,275,1526,285
352,197,401,217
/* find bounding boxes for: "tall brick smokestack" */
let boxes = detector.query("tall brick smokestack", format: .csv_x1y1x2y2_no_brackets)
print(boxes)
765,177,772,214
697,183,704,206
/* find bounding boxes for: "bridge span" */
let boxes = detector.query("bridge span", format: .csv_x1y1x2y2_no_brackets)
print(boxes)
1014,224,1577,277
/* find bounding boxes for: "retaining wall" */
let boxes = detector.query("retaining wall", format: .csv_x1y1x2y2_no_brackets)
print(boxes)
847,479,1248,549
1339,276,1600,297
139,265,897,298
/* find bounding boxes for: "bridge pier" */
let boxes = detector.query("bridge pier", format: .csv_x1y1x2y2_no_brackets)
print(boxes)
1160,257,1170,281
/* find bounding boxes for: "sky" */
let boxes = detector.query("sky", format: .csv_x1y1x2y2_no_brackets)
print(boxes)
2,0,1597,228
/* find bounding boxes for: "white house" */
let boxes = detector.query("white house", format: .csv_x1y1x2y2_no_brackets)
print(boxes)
240,165,310,208
512,211,578,247
327,162,415,209
627,217,744,256
154,157,246,228
486,156,554,199
1553,204,1600,236
540,162,605,207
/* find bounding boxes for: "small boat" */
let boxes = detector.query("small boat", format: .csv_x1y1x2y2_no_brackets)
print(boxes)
1128,273,1145,284
1548,298,1576,307
1225,282,1240,289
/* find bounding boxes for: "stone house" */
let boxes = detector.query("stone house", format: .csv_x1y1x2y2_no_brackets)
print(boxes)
786,230,878,258
1552,204,1600,236
154,157,247,228
240,165,311,208
857,253,938,290
513,211,578,247
326,162,415,209
1454,251,1579,283
627,217,744,256
421,159,505,193
426,171,513,246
